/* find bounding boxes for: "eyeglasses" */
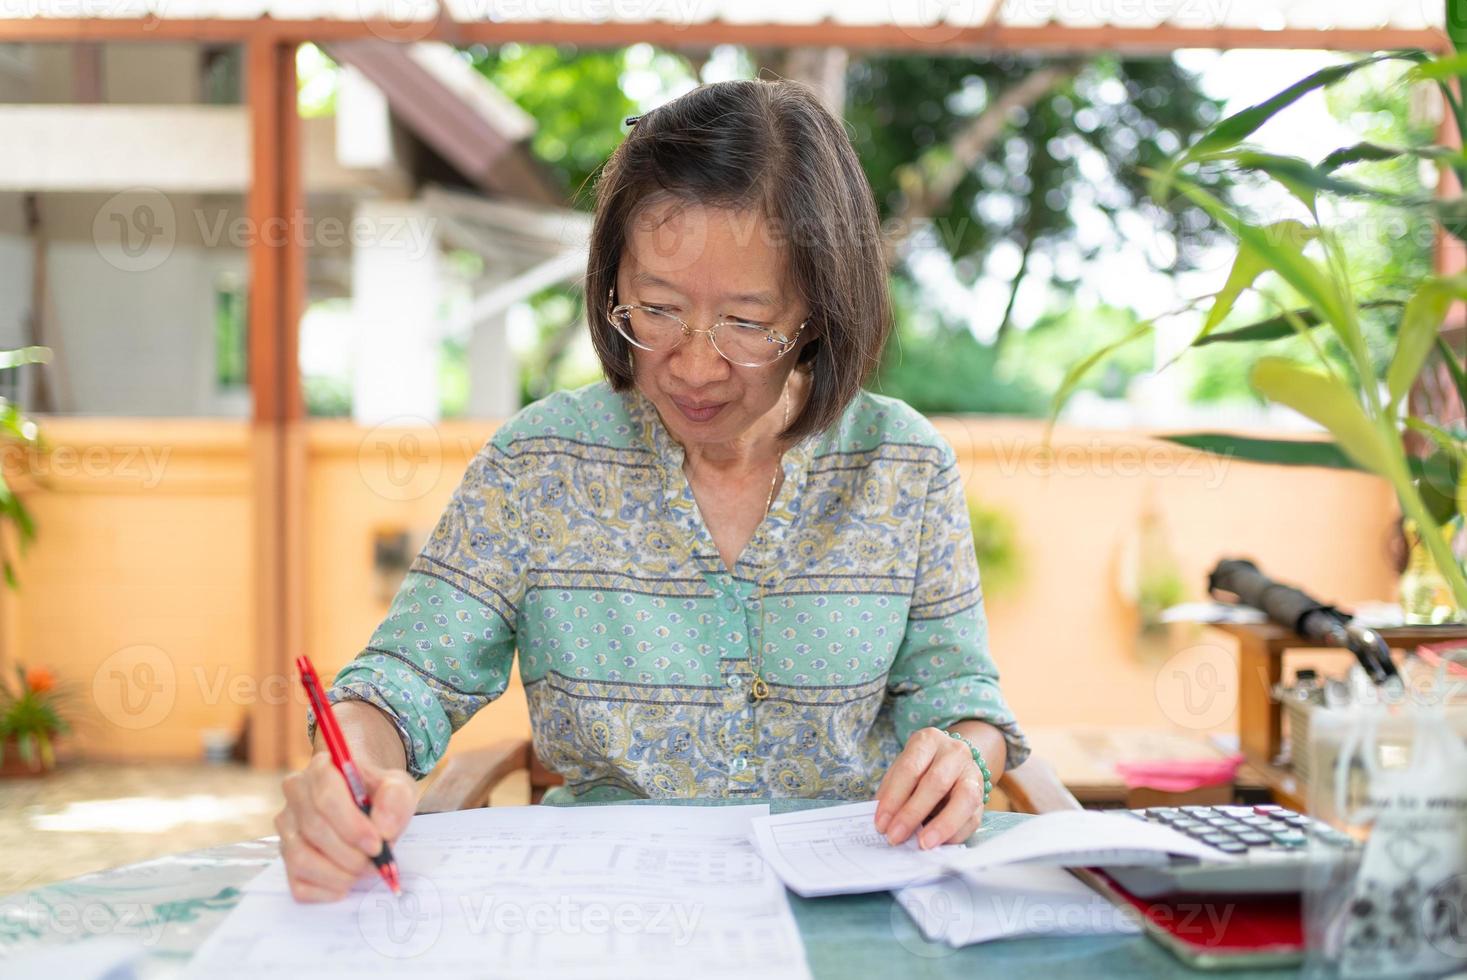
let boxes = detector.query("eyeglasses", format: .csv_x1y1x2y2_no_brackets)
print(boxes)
606,286,808,368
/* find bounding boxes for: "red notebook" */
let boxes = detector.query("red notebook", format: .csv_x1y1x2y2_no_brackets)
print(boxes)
1075,868,1306,970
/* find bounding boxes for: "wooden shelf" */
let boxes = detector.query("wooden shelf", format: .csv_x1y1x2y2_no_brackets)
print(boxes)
1211,620,1467,809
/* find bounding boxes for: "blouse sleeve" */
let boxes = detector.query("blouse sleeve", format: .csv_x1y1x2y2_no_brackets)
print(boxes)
308,435,529,778
884,442,1030,771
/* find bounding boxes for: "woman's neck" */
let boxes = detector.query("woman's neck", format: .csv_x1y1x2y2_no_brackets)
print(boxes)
680,370,806,477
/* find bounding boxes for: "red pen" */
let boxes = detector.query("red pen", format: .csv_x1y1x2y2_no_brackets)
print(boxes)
296,655,402,897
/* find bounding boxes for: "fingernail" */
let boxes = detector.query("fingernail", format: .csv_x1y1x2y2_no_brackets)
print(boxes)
874,811,889,833
887,822,905,844
919,831,934,849
360,837,379,853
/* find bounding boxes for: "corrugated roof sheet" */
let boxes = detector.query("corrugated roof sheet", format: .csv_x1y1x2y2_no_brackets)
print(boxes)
1,0,1446,29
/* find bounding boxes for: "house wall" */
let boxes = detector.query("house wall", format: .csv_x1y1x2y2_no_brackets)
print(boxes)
0,415,1400,773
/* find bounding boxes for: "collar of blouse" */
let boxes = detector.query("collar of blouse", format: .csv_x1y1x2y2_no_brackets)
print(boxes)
622,383,825,588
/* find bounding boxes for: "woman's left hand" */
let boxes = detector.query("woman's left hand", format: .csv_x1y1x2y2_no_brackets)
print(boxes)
873,726,987,850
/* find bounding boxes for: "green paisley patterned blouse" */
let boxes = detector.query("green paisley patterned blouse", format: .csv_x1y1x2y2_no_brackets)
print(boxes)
321,379,1029,801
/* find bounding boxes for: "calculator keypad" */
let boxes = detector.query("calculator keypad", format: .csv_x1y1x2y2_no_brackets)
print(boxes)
1127,804,1353,857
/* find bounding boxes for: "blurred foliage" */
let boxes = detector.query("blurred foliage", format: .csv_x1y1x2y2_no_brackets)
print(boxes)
968,498,1022,598
847,54,1230,295
467,43,646,205
463,47,1227,416
876,280,1046,414
303,376,352,417
1181,58,1435,404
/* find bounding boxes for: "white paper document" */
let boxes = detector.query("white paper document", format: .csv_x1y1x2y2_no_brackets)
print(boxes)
750,802,1238,897
186,804,810,980
748,800,962,897
894,867,1142,947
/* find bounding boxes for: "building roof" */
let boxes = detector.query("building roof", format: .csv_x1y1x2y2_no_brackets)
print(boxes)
3,0,1442,29
2,0,1448,53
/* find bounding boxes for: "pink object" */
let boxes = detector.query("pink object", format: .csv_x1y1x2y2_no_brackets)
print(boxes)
1115,753,1245,793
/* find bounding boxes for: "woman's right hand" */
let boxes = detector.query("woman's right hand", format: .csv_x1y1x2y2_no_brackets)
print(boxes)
276,752,416,902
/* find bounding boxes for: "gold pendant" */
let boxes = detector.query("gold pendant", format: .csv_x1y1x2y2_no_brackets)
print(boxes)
750,675,770,701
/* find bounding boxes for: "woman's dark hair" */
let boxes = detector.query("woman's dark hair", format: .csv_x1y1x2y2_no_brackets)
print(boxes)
584,78,892,442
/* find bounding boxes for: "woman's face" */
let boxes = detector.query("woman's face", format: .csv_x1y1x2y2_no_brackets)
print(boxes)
615,197,811,455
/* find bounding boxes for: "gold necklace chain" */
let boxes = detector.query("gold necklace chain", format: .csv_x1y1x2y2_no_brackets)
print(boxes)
748,386,790,702
664,383,789,704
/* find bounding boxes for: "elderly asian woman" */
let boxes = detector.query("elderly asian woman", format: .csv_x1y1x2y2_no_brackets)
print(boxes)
275,77,1029,903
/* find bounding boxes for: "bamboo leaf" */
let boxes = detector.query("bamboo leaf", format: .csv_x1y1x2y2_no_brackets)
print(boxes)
1438,334,1467,406
1407,51,1467,81
0,347,50,371
1048,321,1154,424
1167,54,1420,176
1388,277,1467,411
1229,151,1417,206
1159,432,1365,470
1174,181,1352,341
1198,220,1313,339
1249,357,1397,477
1449,16,1467,59
1193,301,1403,346
1405,417,1467,464
1319,141,1467,173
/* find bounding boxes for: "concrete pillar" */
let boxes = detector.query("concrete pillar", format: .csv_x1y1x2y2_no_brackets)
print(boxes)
465,266,520,419
350,199,442,425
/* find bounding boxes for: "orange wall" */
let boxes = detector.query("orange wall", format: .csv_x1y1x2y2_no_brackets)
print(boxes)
2,415,1400,769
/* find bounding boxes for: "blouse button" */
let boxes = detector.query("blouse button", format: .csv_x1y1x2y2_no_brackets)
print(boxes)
728,674,743,690
731,756,748,772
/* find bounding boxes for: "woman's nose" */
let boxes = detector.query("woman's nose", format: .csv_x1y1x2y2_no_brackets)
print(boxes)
668,329,730,386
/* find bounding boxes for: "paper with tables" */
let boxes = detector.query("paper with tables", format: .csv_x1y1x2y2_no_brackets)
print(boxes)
185,804,810,980
894,866,1142,947
748,801,1238,897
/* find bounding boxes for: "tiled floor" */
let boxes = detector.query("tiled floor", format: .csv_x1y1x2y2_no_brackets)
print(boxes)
0,761,529,895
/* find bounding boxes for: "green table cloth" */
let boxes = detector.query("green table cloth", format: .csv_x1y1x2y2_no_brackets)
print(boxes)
0,797,1302,978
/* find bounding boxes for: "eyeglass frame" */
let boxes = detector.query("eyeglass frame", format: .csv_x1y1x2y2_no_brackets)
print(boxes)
605,286,809,368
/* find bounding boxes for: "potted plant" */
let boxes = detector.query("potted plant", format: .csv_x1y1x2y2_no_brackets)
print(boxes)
0,663,70,776
1054,42,1467,616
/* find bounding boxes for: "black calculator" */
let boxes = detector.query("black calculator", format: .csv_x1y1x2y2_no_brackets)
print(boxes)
1100,804,1359,897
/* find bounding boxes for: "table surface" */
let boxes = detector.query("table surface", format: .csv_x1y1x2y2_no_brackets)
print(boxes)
0,798,1304,980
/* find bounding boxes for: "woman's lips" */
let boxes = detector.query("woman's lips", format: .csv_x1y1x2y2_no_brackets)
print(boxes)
670,397,727,423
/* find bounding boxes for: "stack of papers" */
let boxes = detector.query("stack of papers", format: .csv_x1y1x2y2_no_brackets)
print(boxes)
748,801,1235,949
187,804,810,980
894,868,1141,947
749,801,1236,898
